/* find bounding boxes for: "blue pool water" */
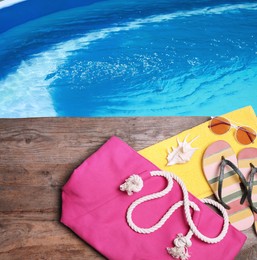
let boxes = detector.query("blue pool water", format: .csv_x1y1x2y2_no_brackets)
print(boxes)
0,0,257,117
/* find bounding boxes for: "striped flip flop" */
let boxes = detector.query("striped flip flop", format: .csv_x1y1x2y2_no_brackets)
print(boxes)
238,148,257,234
202,140,254,230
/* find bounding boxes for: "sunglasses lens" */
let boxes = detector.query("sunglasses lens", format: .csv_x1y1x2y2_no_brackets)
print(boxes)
236,126,256,145
209,117,231,135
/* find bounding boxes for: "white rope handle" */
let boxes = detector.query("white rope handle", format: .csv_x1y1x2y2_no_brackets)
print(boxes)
127,171,200,234
161,171,229,243
121,171,229,244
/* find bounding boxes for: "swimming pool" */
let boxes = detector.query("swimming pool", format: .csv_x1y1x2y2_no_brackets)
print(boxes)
0,0,257,117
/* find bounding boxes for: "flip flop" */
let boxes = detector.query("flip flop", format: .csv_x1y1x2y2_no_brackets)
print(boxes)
202,140,254,230
238,148,257,234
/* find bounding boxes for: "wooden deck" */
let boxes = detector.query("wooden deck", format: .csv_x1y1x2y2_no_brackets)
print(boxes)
0,117,256,259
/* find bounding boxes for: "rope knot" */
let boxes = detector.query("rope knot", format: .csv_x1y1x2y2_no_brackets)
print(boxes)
120,174,143,195
167,233,192,260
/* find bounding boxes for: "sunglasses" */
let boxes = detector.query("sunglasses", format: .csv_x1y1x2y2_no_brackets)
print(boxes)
208,116,256,145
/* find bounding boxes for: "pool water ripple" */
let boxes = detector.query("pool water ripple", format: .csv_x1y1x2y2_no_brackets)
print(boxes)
0,0,257,117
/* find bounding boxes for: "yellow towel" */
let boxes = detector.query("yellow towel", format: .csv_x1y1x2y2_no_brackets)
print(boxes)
139,106,257,198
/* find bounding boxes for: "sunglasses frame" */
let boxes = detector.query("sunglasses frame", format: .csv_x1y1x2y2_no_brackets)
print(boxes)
209,116,257,145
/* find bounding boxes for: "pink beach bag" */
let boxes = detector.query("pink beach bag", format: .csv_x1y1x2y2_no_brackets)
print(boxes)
61,136,246,260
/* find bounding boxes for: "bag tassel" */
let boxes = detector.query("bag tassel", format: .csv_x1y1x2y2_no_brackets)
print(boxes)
120,174,143,195
167,232,193,260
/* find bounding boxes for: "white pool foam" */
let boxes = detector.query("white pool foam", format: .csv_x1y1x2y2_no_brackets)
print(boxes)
0,0,26,9
1,2,256,117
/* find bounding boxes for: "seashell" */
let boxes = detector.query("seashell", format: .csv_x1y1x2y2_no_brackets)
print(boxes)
166,135,199,166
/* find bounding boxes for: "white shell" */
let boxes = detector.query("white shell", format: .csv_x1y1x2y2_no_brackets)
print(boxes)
166,135,199,166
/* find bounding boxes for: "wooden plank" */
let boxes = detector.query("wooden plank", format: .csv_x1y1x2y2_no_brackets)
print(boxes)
0,117,256,259
0,116,207,220
0,219,105,260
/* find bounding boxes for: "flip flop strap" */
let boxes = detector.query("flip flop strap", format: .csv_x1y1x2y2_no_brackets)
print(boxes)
247,163,257,213
218,156,248,209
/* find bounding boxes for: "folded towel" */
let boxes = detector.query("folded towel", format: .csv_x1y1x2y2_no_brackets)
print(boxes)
139,106,257,198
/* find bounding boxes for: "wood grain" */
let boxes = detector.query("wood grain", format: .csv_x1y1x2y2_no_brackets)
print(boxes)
0,117,256,259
